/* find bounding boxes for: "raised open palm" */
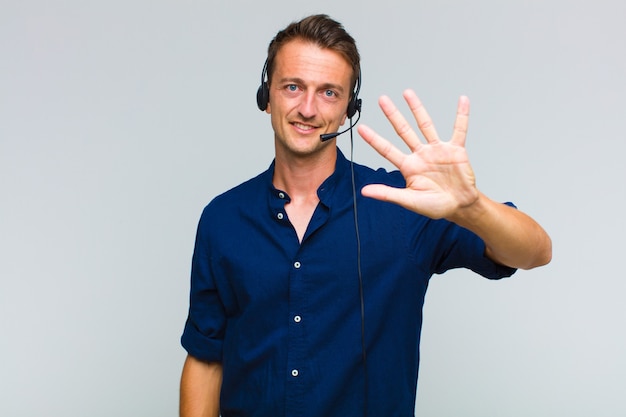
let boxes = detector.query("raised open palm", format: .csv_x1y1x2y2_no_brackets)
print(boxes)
358,89,479,220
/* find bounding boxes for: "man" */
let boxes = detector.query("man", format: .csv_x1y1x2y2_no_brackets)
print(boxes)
180,14,551,417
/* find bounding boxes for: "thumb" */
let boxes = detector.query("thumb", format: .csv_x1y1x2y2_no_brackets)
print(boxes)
361,184,406,205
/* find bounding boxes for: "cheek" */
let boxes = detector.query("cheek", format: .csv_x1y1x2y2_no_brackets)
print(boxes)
269,109,286,136
329,106,348,126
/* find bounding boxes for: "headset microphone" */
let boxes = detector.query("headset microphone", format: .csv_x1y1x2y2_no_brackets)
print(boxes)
320,107,362,142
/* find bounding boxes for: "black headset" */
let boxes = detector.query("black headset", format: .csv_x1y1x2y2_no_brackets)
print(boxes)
256,59,362,119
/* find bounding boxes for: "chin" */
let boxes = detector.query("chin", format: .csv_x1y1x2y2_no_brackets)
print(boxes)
279,139,330,158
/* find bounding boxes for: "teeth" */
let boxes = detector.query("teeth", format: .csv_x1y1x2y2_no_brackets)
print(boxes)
293,122,314,131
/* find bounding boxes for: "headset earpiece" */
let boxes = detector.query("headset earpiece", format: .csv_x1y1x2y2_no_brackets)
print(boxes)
256,60,270,111
256,81,269,111
347,96,362,118
346,72,362,118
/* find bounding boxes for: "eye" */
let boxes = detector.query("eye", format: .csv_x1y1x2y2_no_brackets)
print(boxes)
287,84,298,92
324,89,336,97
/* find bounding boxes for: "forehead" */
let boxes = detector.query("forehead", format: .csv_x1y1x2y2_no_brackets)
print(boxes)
272,39,352,87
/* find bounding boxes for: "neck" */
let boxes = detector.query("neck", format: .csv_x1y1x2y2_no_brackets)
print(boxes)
272,147,337,199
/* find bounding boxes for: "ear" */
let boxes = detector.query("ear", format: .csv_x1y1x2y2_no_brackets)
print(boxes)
266,102,271,114
340,112,347,125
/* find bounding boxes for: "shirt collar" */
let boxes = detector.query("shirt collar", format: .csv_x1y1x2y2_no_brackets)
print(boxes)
264,147,351,207
317,148,350,207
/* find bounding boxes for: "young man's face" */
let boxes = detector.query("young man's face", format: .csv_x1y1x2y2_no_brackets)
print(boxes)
266,39,353,159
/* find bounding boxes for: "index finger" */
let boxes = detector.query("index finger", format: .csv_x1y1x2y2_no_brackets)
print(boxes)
378,94,422,151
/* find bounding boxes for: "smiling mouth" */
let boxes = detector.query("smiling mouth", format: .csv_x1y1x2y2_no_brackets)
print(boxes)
292,122,317,132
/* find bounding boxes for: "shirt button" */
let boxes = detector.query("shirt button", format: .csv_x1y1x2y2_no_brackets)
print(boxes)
294,261,301,269
277,213,284,220
278,192,285,199
291,369,299,377
294,315,301,323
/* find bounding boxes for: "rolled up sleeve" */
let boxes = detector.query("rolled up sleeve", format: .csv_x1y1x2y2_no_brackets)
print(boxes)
181,211,225,362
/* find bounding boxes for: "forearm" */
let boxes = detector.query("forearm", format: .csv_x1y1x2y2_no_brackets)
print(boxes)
180,355,223,417
448,193,552,270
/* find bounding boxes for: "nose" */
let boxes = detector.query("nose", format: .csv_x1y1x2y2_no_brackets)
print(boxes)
298,90,317,119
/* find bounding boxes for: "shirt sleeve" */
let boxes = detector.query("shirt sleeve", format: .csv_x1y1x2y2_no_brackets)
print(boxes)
430,202,518,280
437,226,517,279
180,207,226,362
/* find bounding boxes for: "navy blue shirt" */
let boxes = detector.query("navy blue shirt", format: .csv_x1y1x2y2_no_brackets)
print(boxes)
182,149,516,417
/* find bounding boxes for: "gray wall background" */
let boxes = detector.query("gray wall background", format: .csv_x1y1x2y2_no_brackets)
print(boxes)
1,0,624,416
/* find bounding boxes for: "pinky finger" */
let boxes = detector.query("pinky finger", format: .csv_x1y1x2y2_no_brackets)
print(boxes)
450,95,470,146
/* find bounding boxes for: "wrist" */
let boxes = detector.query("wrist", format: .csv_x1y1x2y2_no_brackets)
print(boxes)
446,192,491,229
